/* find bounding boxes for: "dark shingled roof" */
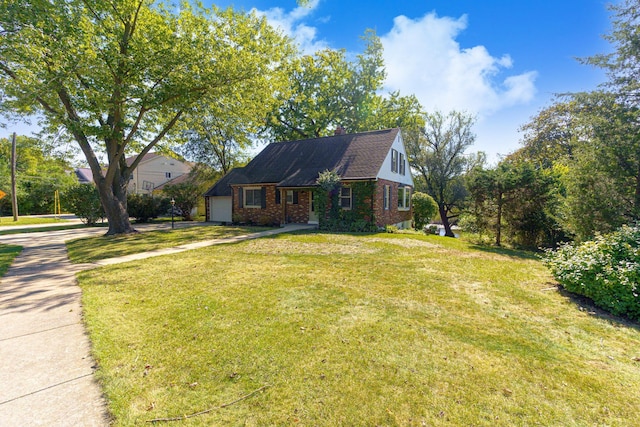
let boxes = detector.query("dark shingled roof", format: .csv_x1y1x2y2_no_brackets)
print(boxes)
205,128,400,197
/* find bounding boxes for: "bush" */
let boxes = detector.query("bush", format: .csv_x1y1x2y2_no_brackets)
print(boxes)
127,194,160,223
64,184,104,225
412,192,438,230
545,224,640,320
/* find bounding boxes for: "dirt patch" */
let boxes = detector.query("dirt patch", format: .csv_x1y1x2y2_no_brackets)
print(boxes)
240,239,379,255
367,237,441,249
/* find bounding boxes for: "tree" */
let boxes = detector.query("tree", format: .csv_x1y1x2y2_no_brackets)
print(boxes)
0,1,293,234
560,93,640,239
264,31,424,140
0,135,77,215
407,111,476,237
161,164,216,221
467,160,563,247
515,101,584,168
557,0,640,239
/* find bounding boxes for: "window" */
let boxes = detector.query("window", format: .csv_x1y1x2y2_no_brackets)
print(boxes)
391,149,398,173
245,188,262,208
398,187,411,210
383,185,390,210
399,153,406,176
286,190,299,204
340,187,352,209
165,172,172,178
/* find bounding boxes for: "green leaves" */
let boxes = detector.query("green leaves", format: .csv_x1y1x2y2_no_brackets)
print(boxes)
545,224,640,320
264,31,423,141
1,0,294,233
407,110,476,237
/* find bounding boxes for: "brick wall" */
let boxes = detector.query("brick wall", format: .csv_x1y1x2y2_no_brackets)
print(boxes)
233,186,312,225
373,178,412,228
283,190,311,223
234,185,281,225
232,182,411,228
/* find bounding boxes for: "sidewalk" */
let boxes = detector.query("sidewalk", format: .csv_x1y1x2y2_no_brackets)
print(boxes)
0,223,314,426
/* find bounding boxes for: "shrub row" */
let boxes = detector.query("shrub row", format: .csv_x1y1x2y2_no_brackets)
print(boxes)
545,225,640,320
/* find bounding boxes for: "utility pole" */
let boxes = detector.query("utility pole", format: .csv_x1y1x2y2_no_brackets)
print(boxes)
11,132,18,221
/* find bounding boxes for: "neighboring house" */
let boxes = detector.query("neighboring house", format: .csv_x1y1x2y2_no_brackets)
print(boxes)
74,168,93,184
204,128,414,229
127,153,191,195
73,153,192,195
153,172,200,217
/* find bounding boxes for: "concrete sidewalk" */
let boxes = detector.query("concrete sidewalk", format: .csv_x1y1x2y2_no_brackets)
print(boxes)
0,223,314,426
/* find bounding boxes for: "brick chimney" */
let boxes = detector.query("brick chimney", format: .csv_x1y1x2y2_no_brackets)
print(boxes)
334,125,345,135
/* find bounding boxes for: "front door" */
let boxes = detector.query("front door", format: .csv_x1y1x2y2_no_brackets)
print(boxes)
308,190,319,224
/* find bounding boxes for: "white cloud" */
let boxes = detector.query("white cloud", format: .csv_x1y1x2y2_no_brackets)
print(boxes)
254,0,328,54
380,13,537,118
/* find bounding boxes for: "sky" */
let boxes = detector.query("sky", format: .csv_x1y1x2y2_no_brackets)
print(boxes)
4,0,616,164
212,0,616,163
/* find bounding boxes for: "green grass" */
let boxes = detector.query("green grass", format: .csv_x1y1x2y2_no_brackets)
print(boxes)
0,216,70,226
0,244,22,276
0,223,94,235
77,232,640,426
66,225,268,263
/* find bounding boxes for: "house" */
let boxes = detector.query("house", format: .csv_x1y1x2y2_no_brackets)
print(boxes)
74,168,93,184
153,172,201,217
204,128,414,229
74,153,192,195
126,153,191,195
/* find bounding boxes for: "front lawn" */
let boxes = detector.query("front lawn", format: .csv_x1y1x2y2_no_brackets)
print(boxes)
78,232,640,426
0,216,69,226
66,225,268,263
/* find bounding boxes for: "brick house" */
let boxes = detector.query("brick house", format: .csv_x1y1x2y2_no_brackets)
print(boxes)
204,128,414,229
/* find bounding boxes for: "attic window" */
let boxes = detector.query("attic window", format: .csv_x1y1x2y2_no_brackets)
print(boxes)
391,149,398,173
399,153,406,175
165,172,172,178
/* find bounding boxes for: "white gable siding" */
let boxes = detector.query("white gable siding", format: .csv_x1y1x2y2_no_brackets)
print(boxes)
376,132,414,186
128,155,191,194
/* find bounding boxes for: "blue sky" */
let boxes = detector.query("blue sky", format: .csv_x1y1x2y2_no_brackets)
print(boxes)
4,0,615,164
214,0,615,162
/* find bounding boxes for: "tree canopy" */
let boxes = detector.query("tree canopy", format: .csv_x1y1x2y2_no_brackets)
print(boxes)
0,0,293,234
407,110,477,237
0,135,77,215
264,31,424,141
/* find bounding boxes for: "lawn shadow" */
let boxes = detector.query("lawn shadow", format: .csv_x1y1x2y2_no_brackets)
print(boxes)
468,243,541,261
552,283,640,331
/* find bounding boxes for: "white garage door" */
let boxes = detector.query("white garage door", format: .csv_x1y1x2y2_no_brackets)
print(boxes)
209,196,232,223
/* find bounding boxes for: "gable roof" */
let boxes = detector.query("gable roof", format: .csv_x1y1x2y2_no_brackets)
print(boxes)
205,128,400,197
153,172,192,191
125,152,160,167
75,168,94,183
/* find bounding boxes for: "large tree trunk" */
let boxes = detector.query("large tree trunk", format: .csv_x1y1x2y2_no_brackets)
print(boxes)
95,169,136,235
439,203,455,237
